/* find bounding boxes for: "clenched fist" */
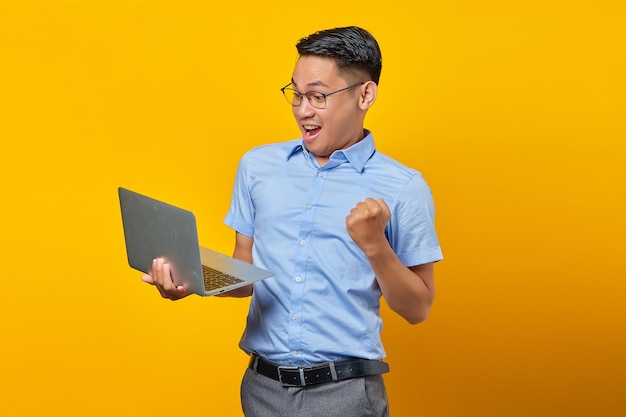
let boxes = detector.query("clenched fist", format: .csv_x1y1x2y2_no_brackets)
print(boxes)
346,197,391,256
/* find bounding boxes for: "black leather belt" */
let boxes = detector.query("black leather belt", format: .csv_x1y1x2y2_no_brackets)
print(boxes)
249,354,389,387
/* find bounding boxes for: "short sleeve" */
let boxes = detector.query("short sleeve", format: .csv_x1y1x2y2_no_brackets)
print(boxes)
388,173,443,266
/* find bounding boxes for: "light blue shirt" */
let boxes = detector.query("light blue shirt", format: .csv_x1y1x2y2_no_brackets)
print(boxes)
224,132,443,365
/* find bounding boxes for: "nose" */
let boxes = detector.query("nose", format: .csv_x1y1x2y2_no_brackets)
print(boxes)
293,97,316,119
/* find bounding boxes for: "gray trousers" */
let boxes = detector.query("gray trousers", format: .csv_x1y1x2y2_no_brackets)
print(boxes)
240,367,390,417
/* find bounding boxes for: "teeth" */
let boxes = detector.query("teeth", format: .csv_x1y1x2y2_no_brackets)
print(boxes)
304,125,318,130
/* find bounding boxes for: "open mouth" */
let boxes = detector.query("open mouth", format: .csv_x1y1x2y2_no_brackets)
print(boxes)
303,125,321,138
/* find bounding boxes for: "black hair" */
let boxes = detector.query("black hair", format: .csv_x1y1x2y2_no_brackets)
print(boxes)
295,26,382,85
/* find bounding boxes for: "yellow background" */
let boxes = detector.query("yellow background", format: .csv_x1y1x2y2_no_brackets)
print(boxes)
1,1,624,416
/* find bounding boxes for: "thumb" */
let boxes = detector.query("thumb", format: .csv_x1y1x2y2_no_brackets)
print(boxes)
141,274,155,285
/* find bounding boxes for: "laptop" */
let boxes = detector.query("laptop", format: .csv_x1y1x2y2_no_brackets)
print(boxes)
118,187,274,296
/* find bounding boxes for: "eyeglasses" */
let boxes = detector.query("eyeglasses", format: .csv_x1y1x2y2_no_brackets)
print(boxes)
280,82,365,109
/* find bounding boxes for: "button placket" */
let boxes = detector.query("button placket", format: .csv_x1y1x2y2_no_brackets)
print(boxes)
287,169,326,357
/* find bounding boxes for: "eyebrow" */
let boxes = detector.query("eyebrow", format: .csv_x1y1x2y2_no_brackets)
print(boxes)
291,79,330,90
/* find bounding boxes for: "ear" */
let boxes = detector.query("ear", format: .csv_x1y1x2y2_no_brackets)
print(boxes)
358,81,378,110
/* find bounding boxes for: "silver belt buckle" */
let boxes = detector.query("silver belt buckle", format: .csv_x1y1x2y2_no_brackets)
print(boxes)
277,365,305,386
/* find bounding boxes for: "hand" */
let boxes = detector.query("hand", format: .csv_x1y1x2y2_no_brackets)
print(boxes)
345,197,391,256
141,258,191,300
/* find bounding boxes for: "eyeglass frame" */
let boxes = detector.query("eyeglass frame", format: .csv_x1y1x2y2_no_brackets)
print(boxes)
280,81,366,109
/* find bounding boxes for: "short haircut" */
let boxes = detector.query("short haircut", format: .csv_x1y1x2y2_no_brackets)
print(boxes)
295,26,382,85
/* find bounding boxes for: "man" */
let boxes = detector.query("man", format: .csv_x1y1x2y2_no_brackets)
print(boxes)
145,26,442,416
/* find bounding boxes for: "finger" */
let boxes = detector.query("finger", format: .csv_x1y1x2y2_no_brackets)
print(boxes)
361,198,383,215
161,262,177,290
351,200,372,217
154,258,175,292
153,268,175,299
352,198,384,221
152,258,163,286
147,258,183,299
159,262,187,298
376,198,391,221
141,274,155,285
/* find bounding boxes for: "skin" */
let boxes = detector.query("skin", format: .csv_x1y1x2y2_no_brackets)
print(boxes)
143,55,435,324
290,55,373,166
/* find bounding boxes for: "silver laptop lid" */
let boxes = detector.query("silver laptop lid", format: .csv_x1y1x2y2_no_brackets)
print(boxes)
118,187,275,296
118,187,205,294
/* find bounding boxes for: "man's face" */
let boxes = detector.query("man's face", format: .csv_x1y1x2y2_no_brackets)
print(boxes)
290,55,365,165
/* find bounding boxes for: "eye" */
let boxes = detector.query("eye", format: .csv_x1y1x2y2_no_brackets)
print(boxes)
308,92,326,105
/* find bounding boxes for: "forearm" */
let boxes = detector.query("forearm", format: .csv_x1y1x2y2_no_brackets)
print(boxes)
366,243,435,324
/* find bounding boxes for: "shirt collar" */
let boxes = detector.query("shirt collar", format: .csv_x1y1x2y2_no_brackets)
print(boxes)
286,130,376,173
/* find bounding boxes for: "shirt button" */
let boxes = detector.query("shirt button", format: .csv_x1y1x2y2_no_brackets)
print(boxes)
295,276,302,283
299,239,306,246
306,204,312,210
292,314,298,320
317,172,323,177
292,350,298,356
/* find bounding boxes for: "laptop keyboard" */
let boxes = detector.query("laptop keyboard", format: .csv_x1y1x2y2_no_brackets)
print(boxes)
202,265,244,291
